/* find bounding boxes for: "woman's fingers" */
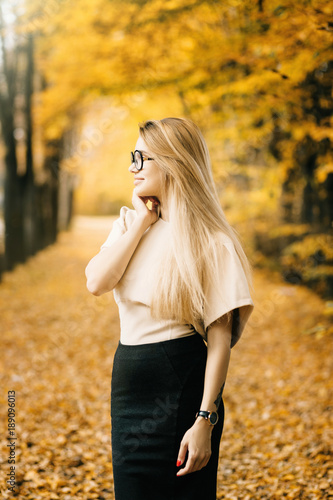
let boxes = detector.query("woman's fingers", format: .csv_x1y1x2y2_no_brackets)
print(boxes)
176,438,188,469
176,454,203,476
176,457,194,476
132,192,160,226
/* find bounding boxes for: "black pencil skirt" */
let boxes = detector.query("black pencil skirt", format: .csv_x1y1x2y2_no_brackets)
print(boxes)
110,331,225,500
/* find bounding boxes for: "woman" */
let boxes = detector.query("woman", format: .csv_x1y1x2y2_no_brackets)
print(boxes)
85,117,254,500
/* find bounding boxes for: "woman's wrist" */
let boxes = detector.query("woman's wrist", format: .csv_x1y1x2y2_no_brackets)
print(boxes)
193,415,214,433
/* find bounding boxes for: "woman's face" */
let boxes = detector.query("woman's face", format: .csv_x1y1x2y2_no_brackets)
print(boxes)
129,136,165,200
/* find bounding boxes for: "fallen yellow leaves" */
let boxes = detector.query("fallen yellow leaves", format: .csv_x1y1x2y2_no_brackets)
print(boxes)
0,216,332,499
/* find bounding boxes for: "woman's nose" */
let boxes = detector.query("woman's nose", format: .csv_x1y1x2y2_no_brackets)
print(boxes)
128,162,138,173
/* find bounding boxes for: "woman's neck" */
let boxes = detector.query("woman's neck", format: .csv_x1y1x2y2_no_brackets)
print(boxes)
159,197,169,222
160,207,169,222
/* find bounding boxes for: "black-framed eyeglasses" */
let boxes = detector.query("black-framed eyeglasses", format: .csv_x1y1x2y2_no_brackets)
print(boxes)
130,150,154,171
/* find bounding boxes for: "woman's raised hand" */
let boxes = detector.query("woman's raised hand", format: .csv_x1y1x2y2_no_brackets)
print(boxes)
132,191,160,228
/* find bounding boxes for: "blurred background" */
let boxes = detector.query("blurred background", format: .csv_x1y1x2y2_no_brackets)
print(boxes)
0,0,332,300
0,2,333,498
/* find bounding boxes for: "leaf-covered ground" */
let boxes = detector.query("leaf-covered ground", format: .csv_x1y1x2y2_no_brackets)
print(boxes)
0,216,332,499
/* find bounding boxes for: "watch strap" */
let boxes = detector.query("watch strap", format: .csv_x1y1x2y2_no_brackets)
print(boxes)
195,410,219,425
196,410,210,419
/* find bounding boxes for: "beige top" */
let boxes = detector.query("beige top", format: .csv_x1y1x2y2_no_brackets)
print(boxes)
101,206,254,348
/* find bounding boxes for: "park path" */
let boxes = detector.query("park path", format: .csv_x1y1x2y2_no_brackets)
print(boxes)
0,216,332,500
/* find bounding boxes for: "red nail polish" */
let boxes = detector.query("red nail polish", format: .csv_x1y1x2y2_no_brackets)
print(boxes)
177,459,181,466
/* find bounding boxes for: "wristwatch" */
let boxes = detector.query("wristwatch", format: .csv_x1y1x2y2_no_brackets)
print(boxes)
195,410,219,426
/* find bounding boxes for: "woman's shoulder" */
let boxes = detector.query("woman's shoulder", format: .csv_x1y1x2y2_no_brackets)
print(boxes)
213,230,235,253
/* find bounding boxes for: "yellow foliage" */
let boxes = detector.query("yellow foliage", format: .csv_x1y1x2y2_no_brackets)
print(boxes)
268,224,311,239
10,0,330,225
316,160,333,184
282,234,333,262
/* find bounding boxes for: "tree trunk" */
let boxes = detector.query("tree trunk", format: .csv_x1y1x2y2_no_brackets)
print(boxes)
23,34,38,257
0,95,25,271
0,9,24,271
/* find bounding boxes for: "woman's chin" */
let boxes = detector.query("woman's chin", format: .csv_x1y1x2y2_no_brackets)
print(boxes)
134,186,154,198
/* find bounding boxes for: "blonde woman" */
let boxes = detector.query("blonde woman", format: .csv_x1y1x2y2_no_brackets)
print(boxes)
85,117,254,500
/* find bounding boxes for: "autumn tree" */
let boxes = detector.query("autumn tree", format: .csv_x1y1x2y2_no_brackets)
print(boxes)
0,0,76,274
31,0,332,227
6,0,332,291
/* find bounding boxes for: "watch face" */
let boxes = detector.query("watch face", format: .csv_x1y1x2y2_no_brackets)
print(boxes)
209,412,218,425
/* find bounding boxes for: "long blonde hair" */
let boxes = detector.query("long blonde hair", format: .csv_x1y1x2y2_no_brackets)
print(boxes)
139,117,252,332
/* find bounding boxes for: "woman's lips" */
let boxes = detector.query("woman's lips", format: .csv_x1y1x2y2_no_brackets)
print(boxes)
134,178,144,184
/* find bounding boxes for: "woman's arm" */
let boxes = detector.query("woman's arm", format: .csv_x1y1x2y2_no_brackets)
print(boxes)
85,216,149,295
176,314,232,476
85,194,159,296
